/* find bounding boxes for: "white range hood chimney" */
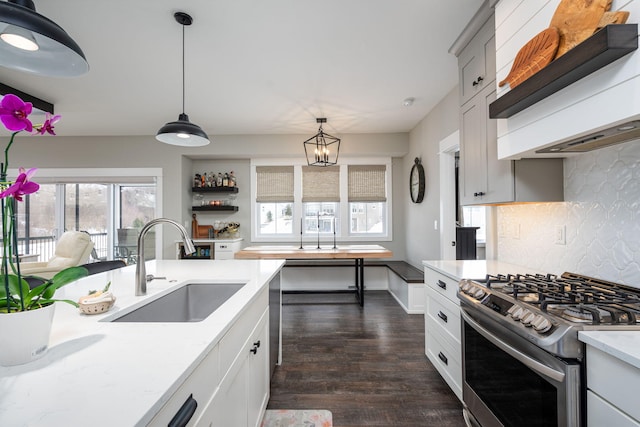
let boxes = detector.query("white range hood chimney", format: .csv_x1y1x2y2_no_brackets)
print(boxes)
493,1,640,160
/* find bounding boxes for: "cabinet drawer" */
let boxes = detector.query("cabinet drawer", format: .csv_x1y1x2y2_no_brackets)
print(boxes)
424,268,459,303
588,390,640,427
426,286,461,345
587,345,640,422
426,326,462,402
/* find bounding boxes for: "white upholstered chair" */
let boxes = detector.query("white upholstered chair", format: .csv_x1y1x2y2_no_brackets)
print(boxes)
20,231,95,279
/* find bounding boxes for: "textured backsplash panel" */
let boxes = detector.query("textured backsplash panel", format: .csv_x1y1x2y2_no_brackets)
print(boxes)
497,141,640,286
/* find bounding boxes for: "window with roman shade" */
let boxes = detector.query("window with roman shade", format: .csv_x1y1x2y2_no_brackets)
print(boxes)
302,166,340,202
348,165,386,202
256,166,294,202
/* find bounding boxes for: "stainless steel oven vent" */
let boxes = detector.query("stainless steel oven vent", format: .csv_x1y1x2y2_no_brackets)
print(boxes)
536,120,640,153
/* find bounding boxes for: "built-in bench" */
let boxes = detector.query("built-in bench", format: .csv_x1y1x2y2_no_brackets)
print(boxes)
282,259,424,314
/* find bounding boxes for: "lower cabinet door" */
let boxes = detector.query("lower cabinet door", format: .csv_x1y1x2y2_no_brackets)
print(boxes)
248,312,270,427
200,354,249,427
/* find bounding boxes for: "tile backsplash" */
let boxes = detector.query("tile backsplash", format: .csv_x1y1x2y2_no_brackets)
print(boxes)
497,141,640,287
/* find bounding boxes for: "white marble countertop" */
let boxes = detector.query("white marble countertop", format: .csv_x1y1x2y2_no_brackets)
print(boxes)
422,259,543,281
0,259,284,427
176,238,243,243
579,331,640,369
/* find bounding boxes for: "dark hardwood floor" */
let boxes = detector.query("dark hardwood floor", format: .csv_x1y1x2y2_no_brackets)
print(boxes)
267,291,466,427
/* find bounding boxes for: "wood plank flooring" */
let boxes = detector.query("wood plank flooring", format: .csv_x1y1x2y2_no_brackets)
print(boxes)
267,291,466,426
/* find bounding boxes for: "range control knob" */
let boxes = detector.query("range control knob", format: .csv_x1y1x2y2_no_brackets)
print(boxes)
472,287,486,299
521,311,536,326
531,316,552,333
460,281,472,293
508,305,524,320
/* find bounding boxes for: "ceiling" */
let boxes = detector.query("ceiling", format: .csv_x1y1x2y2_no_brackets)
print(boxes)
0,0,484,138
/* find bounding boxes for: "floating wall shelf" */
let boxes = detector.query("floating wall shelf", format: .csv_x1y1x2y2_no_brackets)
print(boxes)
489,24,638,119
192,186,239,193
192,205,239,212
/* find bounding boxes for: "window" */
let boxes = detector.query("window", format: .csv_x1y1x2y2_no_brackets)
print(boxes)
302,166,339,234
10,168,160,263
255,166,294,236
348,165,387,235
462,206,486,243
252,160,391,241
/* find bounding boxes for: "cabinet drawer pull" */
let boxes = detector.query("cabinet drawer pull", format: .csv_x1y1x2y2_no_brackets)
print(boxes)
168,394,198,427
437,280,447,290
219,245,228,249
438,352,448,365
473,191,486,197
253,340,261,348
250,341,261,354
472,76,484,86
437,311,448,323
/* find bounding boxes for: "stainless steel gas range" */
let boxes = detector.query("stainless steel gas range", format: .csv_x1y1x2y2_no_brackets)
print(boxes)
458,272,640,427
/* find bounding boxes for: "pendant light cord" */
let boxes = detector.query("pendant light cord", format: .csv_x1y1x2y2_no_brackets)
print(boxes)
182,22,185,115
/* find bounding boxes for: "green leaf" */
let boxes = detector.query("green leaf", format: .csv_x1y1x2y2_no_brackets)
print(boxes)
51,267,89,289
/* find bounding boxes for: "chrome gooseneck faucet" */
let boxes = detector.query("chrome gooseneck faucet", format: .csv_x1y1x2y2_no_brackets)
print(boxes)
135,218,196,296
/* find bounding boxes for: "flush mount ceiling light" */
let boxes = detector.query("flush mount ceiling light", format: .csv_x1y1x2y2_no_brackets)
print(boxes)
156,12,210,147
0,0,88,77
403,97,415,107
303,118,341,167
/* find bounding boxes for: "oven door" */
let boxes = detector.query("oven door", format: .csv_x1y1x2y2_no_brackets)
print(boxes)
460,306,582,427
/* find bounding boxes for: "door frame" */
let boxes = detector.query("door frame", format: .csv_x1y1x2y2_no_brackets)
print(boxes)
439,131,459,260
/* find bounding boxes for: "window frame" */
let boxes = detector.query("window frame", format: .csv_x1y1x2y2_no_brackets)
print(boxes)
251,158,392,242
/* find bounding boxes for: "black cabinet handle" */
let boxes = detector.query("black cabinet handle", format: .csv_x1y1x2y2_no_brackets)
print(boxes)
437,311,448,323
437,280,447,290
253,340,261,348
168,394,198,427
473,191,485,197
472,76,484,86
438,352,448,366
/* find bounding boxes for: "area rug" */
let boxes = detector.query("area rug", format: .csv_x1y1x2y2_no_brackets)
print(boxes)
261,409,333,427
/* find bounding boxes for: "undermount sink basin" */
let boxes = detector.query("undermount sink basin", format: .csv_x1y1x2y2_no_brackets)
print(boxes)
111,282,246,323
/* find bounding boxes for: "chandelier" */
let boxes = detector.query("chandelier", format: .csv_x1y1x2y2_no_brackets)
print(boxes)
303,118,340,167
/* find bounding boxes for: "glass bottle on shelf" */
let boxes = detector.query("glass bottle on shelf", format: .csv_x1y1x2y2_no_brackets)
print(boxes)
217,172,223,187
229,171,236,187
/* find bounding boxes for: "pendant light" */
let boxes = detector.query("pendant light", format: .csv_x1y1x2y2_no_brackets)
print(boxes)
0,0,89,77
156,12,210,147
303,118,341,166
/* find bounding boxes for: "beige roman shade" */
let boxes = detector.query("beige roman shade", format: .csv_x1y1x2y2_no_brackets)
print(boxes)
256,166,294,202
302,166,340,202
348,165,387,202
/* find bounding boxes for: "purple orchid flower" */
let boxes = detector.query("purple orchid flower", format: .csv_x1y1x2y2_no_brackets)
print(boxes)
37,112,61,136
0,94,33,132
0,167,39,202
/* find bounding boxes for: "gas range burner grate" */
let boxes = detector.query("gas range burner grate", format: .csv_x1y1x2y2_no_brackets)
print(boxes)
484,272,640,326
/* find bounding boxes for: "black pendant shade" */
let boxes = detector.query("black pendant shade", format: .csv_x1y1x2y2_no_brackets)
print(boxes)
156,113,210,147
156,12,210,147
0,0,89,77
304,118,340,166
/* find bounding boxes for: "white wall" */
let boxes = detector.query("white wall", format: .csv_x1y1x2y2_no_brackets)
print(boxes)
497,141,640,287
405,87,460,268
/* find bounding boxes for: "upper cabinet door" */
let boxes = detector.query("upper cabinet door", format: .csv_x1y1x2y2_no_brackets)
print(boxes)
458,15,496,106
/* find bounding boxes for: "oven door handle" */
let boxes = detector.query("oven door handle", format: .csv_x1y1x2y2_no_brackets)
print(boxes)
461,310,566,383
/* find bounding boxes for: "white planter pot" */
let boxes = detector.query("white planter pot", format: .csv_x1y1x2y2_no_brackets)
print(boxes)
0,303,55,366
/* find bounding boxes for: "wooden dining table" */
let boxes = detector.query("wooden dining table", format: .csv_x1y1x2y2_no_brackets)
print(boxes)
234,245,393,306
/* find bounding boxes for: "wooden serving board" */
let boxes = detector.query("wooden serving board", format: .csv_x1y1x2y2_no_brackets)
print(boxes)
551,0,612,57
499,27,560,88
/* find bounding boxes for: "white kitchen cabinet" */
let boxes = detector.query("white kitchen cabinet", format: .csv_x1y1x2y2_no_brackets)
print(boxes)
148,345,220,426
458,14,496,106
149,287,269,427
197,297,270,427
424,266,462,401
586,344,640,426
457,12,563,206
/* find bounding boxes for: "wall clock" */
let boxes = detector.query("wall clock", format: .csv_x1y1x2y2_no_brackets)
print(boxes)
410,157,425,203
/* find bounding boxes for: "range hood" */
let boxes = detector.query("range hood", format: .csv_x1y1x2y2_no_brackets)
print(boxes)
536,120,640,154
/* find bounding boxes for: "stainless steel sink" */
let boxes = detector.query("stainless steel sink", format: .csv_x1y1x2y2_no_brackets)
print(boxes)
111,283,245,322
